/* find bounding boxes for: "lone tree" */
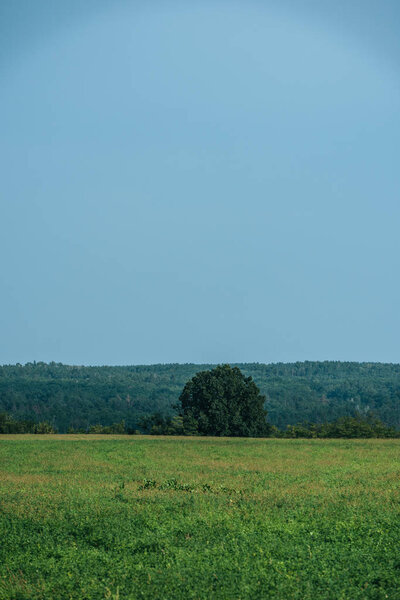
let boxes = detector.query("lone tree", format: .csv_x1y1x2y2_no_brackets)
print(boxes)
178,364,269,437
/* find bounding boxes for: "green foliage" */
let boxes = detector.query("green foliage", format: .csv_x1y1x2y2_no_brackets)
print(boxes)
283,415,399,439
179,365,269,437
0,413,55,434
33,421,56,434
1,361,400,431
88,421,126,434
138,413,185,435
1,437,400,599
1,410,398,439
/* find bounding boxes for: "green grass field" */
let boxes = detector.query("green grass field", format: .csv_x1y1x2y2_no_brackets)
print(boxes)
1,436,399,599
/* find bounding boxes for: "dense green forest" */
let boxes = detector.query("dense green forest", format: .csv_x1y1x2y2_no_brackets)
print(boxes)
0,361,399,433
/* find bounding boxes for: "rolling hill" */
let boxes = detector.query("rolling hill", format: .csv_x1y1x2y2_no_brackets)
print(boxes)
0,361,399,432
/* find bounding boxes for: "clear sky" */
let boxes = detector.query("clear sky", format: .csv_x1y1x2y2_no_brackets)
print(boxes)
1,0,399,365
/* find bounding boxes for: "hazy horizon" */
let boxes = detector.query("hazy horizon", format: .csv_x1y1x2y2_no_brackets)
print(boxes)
2,359,400,370
1,0,399,365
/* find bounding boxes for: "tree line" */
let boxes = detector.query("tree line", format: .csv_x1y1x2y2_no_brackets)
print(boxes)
0,412,56,434
0,361,399,432
1,411,398,438
139,413,399,438
1,364,399,438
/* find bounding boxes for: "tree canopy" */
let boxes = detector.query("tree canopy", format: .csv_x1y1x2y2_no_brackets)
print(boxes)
178,364,269,437
1,361,400,432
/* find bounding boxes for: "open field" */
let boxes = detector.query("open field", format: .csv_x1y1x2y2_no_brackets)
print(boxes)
1,436,400,599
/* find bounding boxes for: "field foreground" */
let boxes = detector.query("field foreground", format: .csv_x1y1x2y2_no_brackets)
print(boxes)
0,436,399,599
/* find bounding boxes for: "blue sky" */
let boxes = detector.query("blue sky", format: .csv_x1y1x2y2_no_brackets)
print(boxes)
1,0,399,365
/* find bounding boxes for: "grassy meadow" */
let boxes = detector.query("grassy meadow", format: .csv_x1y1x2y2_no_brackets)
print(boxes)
1,436,400,599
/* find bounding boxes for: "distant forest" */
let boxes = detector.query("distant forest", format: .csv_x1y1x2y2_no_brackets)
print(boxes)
0,361,399,433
